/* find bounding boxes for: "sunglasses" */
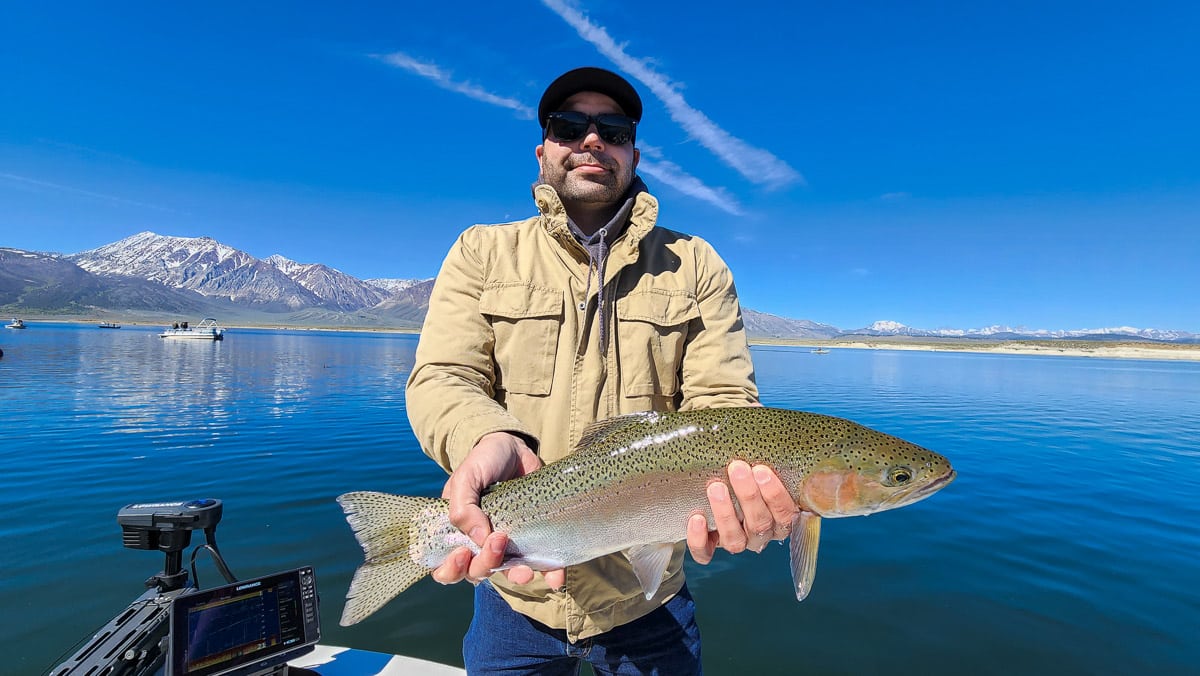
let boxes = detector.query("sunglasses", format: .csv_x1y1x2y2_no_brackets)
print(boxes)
544,111,637,146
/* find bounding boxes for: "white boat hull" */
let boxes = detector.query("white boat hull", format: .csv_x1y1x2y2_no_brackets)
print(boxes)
159,330,223,340
159,317,225,340
290,645,465,675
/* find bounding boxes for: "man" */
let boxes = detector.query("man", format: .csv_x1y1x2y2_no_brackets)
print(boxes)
405,67,797,674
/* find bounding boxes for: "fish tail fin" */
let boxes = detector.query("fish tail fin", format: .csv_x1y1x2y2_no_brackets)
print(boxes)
336,491,442,626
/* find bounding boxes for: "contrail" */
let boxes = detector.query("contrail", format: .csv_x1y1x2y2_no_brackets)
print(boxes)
0,172,182,214
541,0,804,190
373,51,536,120
370,52,740,213
638,145,743,215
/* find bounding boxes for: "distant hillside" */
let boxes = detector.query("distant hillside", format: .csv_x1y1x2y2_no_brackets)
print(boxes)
3,233,1196,343
1,247,223,315
741,309,840,339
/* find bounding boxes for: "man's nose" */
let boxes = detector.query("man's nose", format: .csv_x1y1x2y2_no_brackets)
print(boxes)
580,124,606,150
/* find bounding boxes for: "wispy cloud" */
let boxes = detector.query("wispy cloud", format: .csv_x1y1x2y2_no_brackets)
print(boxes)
370,51,739,214
373,51,536,120
541,0,804,190
880,192,911,201
637,145,742,215
0,172,182,214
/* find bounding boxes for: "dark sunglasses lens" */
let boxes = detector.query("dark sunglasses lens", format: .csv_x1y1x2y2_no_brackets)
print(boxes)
548,113,589,142
596,115,634,145
548,112,634,145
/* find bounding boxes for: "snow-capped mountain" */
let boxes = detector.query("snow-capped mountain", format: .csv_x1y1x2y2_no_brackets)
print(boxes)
364,278,433,294
67,232,421,312
742,309,840,339
70,232,319,310
849,320,1196,342
4,233,1195,342
264,254,385,310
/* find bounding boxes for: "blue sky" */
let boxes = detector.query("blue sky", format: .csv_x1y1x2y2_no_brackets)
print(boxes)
3,2,1198,332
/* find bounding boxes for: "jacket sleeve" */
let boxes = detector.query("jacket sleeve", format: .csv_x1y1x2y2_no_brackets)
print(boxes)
405,228,537,473
677,239,759,410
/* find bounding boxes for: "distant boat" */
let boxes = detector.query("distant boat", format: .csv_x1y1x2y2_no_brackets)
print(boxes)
160,317,224,340
98,322,121,329
811,348,830,354
6,318,26,329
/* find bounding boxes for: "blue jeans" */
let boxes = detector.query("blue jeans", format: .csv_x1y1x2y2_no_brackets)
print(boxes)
463,580,703,675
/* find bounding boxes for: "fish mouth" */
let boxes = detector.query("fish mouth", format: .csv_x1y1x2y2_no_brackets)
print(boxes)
882,468,957,509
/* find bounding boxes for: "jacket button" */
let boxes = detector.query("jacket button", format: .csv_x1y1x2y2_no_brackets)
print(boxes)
577,302,586,311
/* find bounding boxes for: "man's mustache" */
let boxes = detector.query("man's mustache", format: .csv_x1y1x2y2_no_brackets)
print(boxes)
566,154,616,171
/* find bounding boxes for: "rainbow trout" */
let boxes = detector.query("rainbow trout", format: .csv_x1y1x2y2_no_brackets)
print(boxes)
337,406,955,625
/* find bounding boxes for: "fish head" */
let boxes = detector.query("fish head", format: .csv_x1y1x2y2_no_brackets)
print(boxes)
796,431,955,518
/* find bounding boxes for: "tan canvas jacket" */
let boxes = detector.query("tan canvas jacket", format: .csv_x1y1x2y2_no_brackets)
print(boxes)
406,182,758,641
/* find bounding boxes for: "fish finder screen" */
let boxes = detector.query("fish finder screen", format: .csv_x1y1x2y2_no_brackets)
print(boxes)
168,567,319,676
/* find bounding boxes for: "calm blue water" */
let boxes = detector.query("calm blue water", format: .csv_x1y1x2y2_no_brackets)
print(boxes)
3,323,1198,675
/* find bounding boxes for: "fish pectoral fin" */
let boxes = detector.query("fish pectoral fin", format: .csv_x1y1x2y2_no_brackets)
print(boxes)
624,543,676,600
788,511,822,601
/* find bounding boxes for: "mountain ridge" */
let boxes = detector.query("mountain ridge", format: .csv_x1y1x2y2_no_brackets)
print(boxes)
3,234,1195,342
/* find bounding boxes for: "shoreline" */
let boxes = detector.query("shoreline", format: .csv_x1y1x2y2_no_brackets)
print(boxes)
752,337,1200,362
8,317,1199,362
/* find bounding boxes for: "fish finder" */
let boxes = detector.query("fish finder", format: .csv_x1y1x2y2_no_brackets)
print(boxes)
51,500,320,676
167,567,321,676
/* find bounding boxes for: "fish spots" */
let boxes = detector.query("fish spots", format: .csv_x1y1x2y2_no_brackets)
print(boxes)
481,406,952,525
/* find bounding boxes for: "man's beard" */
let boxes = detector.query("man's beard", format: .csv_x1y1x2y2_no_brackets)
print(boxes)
538,153,631,204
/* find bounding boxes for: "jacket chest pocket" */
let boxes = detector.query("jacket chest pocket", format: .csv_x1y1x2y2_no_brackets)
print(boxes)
615,290,700,397
479,283,563,395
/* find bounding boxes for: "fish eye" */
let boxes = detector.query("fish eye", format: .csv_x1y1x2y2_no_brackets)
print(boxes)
886,466,914,486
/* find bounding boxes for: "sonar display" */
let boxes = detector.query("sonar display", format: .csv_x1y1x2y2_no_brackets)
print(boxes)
178,574,308,674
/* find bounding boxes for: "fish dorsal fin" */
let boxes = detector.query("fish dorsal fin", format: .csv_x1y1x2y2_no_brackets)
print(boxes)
575,411,659,450
624,543,676,600
789,510,822,601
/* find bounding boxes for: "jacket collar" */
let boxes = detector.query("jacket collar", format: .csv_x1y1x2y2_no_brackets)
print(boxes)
533,177,659,253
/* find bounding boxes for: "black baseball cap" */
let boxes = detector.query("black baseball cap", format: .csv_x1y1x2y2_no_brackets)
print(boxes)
537,67,643,126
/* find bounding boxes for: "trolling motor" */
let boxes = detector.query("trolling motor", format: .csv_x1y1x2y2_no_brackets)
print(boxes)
119,498,234,592
50,499,236,676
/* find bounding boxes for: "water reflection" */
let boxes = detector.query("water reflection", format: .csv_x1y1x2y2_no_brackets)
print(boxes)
4,330,1199,675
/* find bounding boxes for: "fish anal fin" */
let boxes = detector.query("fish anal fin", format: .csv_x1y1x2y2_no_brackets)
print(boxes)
624,543,676,600
788,511,822,601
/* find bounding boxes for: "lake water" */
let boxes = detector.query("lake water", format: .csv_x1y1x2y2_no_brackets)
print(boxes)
3,323,1198,675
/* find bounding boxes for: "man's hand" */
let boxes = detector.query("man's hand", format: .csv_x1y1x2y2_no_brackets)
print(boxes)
687,461,798,564
431,432,566,589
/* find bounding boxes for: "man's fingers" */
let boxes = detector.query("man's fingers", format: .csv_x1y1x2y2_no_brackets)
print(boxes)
543,568,566,590
707,480,748,554
753,464,798,539
430,547,472,585
466,532,509,581
446,499,490,546
687,513,715,564
516,446,545,476
728,461,774,552
504,565,535,585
